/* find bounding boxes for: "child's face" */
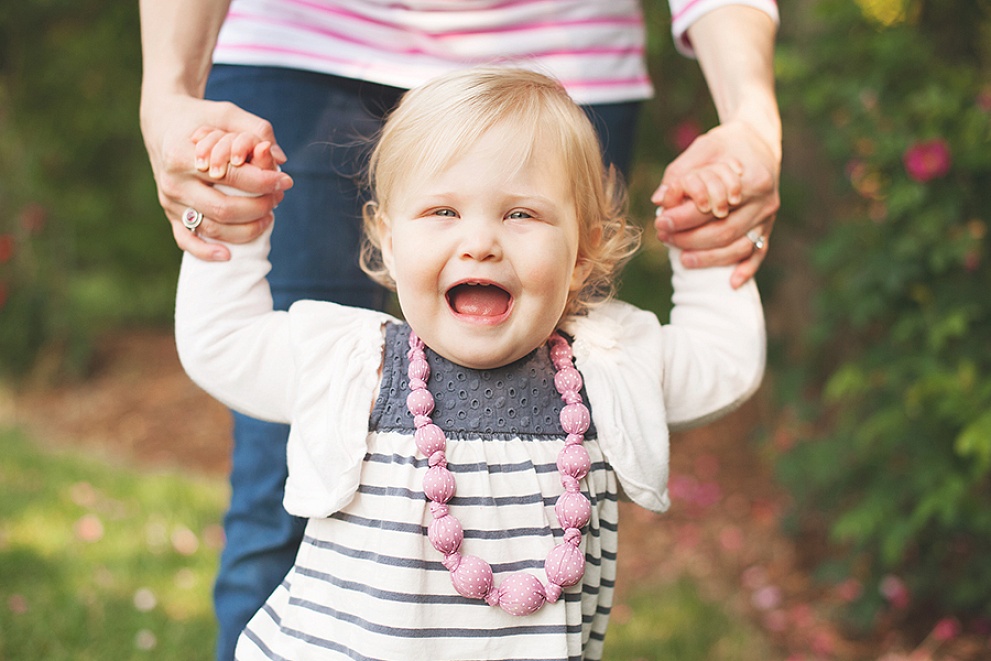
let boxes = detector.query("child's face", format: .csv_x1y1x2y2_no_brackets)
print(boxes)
379,124,589,369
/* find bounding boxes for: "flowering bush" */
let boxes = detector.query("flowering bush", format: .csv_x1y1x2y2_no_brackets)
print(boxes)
773,0,991,635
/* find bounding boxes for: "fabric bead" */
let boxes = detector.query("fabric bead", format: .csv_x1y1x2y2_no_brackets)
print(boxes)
555,491,591,529
428,514,463,555
557,444,591,479
553,367,583,394
423,465,455,502
450,554,494,600
414,423,446,457
559,403,590,435
408,358,430,382
549,341,572,370
545,541,586,588
496,573,547,616
406,389,434,416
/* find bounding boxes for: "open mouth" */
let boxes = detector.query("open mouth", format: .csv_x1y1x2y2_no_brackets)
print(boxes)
446,282,512,318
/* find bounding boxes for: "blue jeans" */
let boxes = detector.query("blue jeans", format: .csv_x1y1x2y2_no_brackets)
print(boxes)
204,64,640,661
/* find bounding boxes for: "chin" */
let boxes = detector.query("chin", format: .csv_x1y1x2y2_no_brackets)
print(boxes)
431,339,525,371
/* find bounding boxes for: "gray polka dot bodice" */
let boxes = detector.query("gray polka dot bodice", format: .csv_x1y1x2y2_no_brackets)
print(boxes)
370,323,595,440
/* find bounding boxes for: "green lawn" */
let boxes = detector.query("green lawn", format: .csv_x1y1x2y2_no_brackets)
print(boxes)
0,428,225,660
603,578,779,660
0,427,778,660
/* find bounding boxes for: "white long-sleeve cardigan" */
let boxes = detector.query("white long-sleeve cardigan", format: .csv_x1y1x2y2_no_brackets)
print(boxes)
175,227,765,519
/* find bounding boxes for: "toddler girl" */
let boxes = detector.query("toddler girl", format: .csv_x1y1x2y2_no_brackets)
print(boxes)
177,67,765,661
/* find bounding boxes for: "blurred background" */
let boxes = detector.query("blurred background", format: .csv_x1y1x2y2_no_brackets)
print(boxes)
1,0,989,659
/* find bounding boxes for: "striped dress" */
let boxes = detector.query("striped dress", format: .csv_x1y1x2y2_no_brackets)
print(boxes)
236,323,620,660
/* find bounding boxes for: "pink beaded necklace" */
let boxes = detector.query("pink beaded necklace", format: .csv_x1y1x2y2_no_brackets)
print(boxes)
406,330,592,616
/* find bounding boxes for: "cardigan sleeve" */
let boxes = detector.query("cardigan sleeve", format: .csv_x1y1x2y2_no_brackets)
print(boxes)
659,249,765,429
667,0,779,57
174,226,392,425
568,249,764,430
561,248,764,512
175,228,298,423
175,228,396,518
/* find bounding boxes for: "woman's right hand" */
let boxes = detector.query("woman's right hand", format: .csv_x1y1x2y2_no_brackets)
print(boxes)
139,93,294,260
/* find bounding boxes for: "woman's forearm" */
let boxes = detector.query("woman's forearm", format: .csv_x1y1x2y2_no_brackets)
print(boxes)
686,5,781,159
139,0,231,106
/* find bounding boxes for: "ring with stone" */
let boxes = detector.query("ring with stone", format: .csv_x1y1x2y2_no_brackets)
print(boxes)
746,230,766,251
182,207,204,232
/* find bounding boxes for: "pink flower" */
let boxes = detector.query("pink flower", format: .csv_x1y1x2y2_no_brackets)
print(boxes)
932,617,961,642
879,574,911,609
810,629,837,656
671,119,703,152
978,87,991,113
835,577,863,603
964,249,982,272
751,585,782,611
903,139,952,182
18,203,46,234
0,235,13,264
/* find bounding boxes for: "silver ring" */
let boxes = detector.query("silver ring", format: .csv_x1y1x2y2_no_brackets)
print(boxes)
746,230,766,251
182,207,204,232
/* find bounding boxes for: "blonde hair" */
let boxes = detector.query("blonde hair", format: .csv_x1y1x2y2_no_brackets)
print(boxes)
360,67,640,316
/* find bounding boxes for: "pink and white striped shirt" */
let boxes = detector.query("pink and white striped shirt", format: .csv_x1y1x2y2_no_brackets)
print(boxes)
213,0,778,105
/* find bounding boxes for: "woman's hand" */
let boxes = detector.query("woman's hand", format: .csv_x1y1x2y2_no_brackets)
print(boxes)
140,93,294,260
652,119,780,288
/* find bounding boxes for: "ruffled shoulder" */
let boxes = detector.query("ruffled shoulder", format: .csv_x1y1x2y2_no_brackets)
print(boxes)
282,302,398,518
561,301,671,513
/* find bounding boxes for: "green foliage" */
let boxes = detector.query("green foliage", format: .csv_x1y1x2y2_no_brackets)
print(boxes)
0,428,225,659
0,2,176,381
774,0,991,631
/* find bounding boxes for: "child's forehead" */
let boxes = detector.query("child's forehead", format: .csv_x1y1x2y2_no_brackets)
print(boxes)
394,120,567,189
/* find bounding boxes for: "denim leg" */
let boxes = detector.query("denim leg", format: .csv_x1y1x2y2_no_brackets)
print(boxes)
204,66,402,661
583,101,642,178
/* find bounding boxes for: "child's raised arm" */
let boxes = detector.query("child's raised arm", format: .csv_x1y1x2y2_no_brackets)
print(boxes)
658,251,765,429
177,129,295,422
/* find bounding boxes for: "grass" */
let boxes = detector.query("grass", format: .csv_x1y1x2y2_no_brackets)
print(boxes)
604,578,780,660
0,426,778,660
0,428,226,660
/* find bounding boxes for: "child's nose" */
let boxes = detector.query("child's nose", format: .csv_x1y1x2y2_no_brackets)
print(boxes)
458,217,503,261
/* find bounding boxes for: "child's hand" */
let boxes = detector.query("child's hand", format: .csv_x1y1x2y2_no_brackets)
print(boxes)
655,159,743,220
192,127,280,179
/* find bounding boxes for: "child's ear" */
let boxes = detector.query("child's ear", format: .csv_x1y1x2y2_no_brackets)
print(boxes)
570,224,602,292
569,257,593,292
377,210,396,277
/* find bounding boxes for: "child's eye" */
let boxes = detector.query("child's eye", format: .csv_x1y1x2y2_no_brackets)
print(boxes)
508,210,533,220
432,208,458,217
